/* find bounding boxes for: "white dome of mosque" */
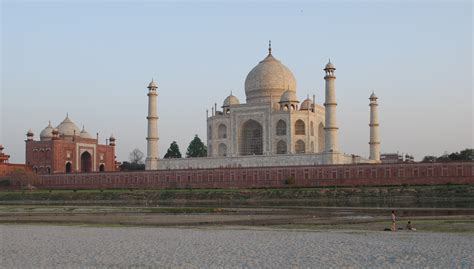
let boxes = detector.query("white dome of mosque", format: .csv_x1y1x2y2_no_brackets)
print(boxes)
56,115,81,136
222,93,240,107
244,43,297,104
40,121,54,140
300,98,313,110
279,90,299,103
80,126,93,139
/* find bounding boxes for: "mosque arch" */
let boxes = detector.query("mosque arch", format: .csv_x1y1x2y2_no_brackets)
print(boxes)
318,123,325,152
65,162,72,173
218,143,228,156
295,140,305,154
208,126,212,139
276,140,287,154
80,151,92,173
295,120,305,135
218,124,227,139
276,120,286,136
99,164,105,172
239,119,263,156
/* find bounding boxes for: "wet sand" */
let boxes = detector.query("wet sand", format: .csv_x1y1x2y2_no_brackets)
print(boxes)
1,224,473,268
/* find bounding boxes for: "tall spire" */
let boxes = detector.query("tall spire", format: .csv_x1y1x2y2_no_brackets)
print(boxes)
268,40,272,55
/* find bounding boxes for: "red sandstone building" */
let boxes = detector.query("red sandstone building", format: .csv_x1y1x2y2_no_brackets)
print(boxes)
25,115,116,174
0,145,32,177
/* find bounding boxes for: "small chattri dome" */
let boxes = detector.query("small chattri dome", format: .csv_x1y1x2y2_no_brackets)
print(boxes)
279,90,299,103
222,93,240,107
300,98,313,110
148,79,158,88
324,60,335,70
109,134,116,141
40,121,54,140
80,126,93,139
56,115,81,136
26,129,34,136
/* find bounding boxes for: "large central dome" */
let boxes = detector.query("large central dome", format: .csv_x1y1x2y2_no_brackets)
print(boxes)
244,50,297,105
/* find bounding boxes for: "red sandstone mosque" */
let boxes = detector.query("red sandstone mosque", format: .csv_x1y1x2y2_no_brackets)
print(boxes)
25,115,116,174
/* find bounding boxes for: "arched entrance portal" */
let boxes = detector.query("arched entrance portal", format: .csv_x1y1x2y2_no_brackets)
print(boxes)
81,151,92,173
99,164,105,172
65,162,72,173
239,119,263,155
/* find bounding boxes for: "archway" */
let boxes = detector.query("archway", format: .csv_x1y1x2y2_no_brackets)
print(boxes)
276,140,287,154
65,162,72,173
239,119,263,155
295,140,305,154
99,164,105,172
318,123,325,152
218,143,227,156
276,120,286,136
218,124,227,139
81,151,92,173
295,120,305,135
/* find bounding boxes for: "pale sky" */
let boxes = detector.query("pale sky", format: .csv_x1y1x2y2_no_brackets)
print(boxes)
1,0,472,163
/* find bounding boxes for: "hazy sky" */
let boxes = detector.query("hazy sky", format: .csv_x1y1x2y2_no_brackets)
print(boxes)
1,0,472,163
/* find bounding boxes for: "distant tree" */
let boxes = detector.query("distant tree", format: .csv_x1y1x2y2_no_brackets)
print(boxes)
422,156,436,163
164,141,182,159
120,161,145,171
129,148,145,164
121,148,145,171
422,148,473,163
186,135,207,158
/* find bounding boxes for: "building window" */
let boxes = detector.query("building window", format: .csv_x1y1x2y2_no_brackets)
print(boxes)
65,162,72,173
99,164,105,172
295,140,305,154
276,140,287,154
218,143,227,157
218,124,227,139
295,120,305,135
276,120,286,136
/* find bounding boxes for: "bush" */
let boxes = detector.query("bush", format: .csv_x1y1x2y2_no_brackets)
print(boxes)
0,179,11,187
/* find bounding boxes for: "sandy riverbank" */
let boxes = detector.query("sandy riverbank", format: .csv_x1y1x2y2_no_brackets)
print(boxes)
1,224,473,268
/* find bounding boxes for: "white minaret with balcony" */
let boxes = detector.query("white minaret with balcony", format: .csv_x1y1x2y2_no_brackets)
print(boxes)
369,91,381,162
323,60,339,153
145,79,159,170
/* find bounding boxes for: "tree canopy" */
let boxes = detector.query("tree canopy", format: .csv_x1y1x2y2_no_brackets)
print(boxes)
164,141,182,159
186,135,207,158
121,148,145,170
422,148,473,162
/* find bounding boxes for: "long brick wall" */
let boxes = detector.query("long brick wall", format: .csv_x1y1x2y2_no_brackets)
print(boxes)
9,161,470,190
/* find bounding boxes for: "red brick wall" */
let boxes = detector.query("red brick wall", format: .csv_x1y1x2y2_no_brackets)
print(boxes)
28,162,474,190
0,163,32,177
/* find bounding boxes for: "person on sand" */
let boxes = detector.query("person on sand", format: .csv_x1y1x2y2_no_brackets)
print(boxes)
406,221,416,231
391,210,397,231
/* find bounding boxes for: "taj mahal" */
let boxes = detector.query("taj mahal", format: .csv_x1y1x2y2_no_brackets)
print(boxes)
145,42,381,170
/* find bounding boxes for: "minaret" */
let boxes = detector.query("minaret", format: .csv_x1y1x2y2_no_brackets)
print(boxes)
369,91,381,162
323,60,339,153
145,79,159,170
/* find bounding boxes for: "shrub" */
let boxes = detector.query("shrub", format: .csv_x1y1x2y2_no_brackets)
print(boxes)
0,179,11,187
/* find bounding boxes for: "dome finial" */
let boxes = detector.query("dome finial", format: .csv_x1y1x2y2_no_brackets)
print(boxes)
268,40,272,55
